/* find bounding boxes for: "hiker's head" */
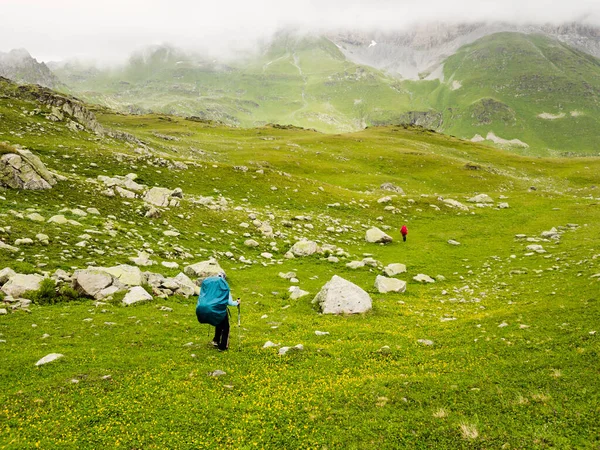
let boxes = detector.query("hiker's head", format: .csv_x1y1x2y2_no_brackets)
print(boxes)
217,272,226,279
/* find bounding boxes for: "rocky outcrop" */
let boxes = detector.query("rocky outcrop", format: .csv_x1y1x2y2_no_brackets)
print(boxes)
0,149,57,190
312,275,372,314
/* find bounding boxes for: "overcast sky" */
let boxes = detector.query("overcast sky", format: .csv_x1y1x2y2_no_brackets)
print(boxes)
1,0,599,62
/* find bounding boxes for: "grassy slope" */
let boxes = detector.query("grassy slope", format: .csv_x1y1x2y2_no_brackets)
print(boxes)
432,32,600,155
0,80,599,448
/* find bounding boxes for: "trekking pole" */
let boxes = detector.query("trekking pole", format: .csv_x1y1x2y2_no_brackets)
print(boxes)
237,300,241,352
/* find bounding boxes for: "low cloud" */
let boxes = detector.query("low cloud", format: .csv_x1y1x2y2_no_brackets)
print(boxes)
0,0,598,62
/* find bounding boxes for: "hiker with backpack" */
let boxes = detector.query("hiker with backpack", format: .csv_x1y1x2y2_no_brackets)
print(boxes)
195,273,240,351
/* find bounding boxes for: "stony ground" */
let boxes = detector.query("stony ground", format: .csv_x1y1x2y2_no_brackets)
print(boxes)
0,81,599,448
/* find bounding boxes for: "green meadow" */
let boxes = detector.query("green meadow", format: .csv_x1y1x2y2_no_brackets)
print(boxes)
0,78,599,448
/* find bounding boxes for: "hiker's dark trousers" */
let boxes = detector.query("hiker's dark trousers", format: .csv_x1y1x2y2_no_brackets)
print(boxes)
213,314,230,350
402,234,407,242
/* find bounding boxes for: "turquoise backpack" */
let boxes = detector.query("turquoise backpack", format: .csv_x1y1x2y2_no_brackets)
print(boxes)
195,276,230,326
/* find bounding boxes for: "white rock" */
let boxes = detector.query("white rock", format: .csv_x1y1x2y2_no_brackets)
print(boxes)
122,286,153,306
448,240,461,246
315,331,330,336
161,261,179,269
35,353,64,366
498,202,509,209
417,339,434,346
47,215,68,225
244,239,260,248
383,263,406,277
377,196,392,204
209,370,226,377
312,275,372,314
467,194,494,203
163,230,180,237
279,271,296,279
375,275,407,293
184,259,224,280
278,346,291,355
262,341,279,348
0,267,16,284
365,227,392,244
526,244,546,254
346,261,365,269
289,286,310,299
1,274,44,297
0,308,7,315
413,274,435,283
144,187,174,207
290,239,320,256
0,240,18,252
26,213,45,222
443,199,469,210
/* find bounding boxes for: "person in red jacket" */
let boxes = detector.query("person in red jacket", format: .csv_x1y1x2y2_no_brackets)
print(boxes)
401,224,408,242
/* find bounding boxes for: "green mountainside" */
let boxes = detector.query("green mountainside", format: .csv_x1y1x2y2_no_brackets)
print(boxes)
50,32,600,156
430,32,600,155
0,77,599,447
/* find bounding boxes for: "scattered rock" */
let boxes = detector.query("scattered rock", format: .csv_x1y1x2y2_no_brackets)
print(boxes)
374,275,406,293
262,341,279,348
380,182,404,194
467,194,493,203
209,370,226,377
289,286,310,299
122,286,153,306
290,239,320,257
383,263,406,276
448,240,461,246
417,339,434,346
315,331,330,336
413,274,435,283
35,353,64,366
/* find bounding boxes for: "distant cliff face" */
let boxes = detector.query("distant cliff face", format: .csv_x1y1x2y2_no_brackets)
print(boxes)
0,49,62,88
330,22,600,79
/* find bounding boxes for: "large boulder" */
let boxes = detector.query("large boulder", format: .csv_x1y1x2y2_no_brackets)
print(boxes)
123,286,153,306
375,275,406,293
365,227,393,244
184,259,224,281
290,239,320,257
1,273,44,297
312,275,372,314
0,149,57,190
143,187,174,207
72,269,126,299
